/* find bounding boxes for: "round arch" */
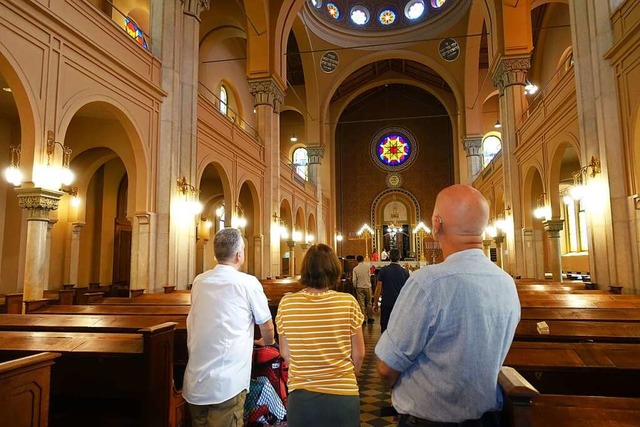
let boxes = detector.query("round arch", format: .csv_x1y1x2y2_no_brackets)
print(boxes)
57,96,149,215
522,164,546,229
0,40,40,175
548,134,580,218
198,159,233,227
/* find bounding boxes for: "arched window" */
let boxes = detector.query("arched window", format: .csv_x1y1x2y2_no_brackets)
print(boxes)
219,86,228,115
293,147,309,181
482,134,502,168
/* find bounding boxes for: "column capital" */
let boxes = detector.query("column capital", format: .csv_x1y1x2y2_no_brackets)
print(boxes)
493,234,505,245
491,54,531,95
15,188,63,220
182,0,211,18
249,78,286,112
542,219,564,238
463,136,483,157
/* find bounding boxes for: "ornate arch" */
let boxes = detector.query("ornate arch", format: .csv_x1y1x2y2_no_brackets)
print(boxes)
370,188,421,251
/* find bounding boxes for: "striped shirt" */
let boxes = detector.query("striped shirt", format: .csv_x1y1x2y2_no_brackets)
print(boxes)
276,290,364,396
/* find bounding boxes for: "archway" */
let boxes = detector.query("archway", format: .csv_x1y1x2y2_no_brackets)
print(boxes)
372,190,420,261
279,199,293,277
198,162,231,274
238,180,261,275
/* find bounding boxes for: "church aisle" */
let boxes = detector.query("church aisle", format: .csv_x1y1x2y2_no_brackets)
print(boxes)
358,318,396,427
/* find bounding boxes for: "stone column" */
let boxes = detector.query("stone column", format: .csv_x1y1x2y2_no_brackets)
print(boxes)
522,228,545,279
131,212,156,292
463,136,483,182
569,0,638,293
492,55,531,277
543,219,564,282
482,239,493,258
15,188,62,302
494,234,505,270
63,221,84,285
43,219,57,290
249,78,285,278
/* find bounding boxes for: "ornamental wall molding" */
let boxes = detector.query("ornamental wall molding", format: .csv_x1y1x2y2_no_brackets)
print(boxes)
492,55,531,95
249,79,286,112
15,188,64,220
463,137,483,156
542,218,564,238
182,0,211,18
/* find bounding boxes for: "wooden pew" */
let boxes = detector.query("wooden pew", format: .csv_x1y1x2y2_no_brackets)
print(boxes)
92,293,191,306
0,314,188,368
260,278,304,307
43,289,75,305
515,320,640,343
521,307,640,322
518,294,640,309
0,293,23,314
504,341,640,397
25,303,190,316
499,366,640,427
0,352,60,427
0,323,184,427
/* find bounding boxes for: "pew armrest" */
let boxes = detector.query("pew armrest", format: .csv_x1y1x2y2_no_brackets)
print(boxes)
499,366,539,427
24,299,56,313
163,286,176,294
609,285,623,294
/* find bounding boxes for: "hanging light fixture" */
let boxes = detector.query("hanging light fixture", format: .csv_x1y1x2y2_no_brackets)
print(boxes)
290,133,298,142
494,120,502,129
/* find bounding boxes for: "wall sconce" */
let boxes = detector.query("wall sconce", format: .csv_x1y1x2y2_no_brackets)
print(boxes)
569,156,601,201
215,204,225,219
46,130,74,186
4,145,22,186
485,225,497,238
231,204,247,229
176,176,203,215
61,185,80,208
533,193,550,220
336,232,343,242
524,79,538,95
273,213,289,239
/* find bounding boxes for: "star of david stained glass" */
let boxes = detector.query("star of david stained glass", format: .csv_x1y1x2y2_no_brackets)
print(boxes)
370,127,418,172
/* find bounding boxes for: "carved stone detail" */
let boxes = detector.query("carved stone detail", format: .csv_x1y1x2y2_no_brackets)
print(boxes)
463,137,483,157
249,78,286,112
15,188,63,220
182,0,211,17
492,55,531,95
542,219,564,238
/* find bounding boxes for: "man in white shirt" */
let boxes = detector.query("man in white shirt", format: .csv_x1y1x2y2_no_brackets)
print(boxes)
183,228,275,427
352,255,374,324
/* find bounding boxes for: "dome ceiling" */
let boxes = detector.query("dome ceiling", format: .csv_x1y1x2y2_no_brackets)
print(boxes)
307,0,453,32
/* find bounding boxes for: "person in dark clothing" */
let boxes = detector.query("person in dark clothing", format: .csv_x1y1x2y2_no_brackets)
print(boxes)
373,249,410,332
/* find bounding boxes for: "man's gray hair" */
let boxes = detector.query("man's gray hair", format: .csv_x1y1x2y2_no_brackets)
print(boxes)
214,228,244,263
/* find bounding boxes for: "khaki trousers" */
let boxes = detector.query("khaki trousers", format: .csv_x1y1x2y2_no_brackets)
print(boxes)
356,287,373,321
189,390,247,427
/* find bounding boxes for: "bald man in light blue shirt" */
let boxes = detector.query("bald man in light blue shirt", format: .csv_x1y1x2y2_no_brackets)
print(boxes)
376,185,520,426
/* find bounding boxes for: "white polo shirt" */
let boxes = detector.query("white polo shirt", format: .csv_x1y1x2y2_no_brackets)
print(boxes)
183,264,272,405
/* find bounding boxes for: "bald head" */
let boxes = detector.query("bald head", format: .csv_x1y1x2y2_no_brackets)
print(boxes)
432,185,489,242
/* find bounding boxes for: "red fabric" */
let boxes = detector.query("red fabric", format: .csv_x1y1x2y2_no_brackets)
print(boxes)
252,346,289,406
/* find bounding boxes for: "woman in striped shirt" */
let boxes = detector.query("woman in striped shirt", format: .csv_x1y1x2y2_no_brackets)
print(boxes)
276,244,366,427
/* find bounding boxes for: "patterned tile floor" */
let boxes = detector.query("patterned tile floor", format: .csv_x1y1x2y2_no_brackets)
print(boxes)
358,315,397,427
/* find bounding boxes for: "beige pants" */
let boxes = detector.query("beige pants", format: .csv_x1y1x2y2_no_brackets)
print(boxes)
189,390,247,427
356,287,373,321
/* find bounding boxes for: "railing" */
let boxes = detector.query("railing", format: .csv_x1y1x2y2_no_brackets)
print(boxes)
519,52,574,126
198,82,262,142
104,0,152,51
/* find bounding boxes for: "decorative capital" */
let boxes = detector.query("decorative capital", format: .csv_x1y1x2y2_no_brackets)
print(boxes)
306,145,325,165
15,188,63,220
542,219,564,238
482,239,493,248
182,0,211,18
492,55,531,95
463,137,483,157
248,78,285,112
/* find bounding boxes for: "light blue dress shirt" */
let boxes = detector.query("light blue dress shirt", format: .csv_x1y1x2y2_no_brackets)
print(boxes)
375,249,520,422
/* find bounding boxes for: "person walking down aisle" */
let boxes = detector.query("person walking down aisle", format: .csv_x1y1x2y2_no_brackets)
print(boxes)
276,244,366,427
376,185,520,427
353,255,375,324
183,228,275,427
373,248,410,333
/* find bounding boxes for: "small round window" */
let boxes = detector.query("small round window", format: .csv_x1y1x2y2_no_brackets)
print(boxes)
405,0,426,20
379,9,396,25
350,6,370,26
370,127,418,172
327,3,340,19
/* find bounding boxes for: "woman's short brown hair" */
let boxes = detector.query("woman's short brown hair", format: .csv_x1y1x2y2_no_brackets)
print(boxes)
300,244,343,289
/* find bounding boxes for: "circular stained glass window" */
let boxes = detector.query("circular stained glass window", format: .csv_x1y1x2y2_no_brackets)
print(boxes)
327,3,340,19
309,0,322,9
431,0,446,8
379,9,396,25
405,0,425,20
370,127,418,172
350,6,370,25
